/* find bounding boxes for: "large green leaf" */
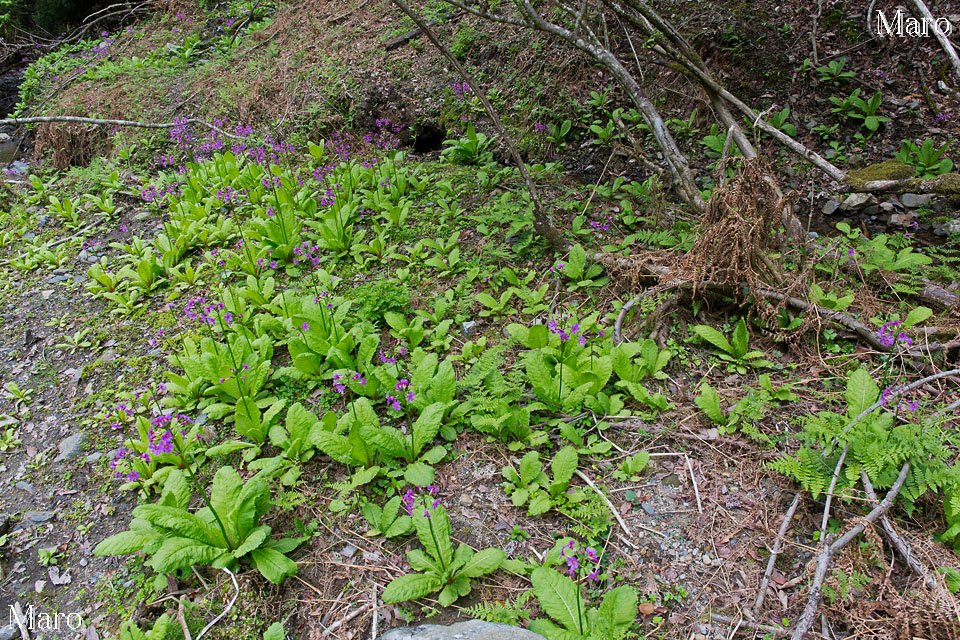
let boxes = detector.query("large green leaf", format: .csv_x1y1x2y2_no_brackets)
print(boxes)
133,505,223,546
593,585,638,638
531,567,584,634
691,325,733,356
551,446,579,488
233,524,272,558
731,318,749,358
210,466,243,536
412,402,446,458
694,384,725,424
846,368,879,418
458,547,505,578
93,529,155,556
381,572,443,603
566,244,587,279
519,451,543,487
149,537,223,572
263,622,286,640
250,547,298,584
413,504,453,566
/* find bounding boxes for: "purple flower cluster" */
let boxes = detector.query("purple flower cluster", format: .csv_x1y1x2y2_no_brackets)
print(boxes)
293,241,323,267
363,118,404,150
403,484,440,517
453,82,471,99
560,540,600,581
877,320,912,348
534,122,547,133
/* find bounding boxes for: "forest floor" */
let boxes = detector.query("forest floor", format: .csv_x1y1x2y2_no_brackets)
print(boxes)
0,1,958,640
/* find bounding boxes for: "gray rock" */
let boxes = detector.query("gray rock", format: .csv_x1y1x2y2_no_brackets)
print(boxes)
879,202,896,213
380,620,545,640
461,321,479,338
0,514,8,536
839,193,875,211
901,193,932,208
340,544,358,559
85,452,103,464
807,231,819,240
54,432,86,463
0,625,17,640
641,502,656,515
21,511,56,526
14,481,33,494
821,199,841,215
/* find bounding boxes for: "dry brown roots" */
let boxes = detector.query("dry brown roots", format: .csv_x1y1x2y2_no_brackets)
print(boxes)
35,121,106,168
613,159,812,344
671,158,805,323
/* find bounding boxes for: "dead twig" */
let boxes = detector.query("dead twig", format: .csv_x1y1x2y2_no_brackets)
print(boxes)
751,493,801,618
195,568,240,640
685,454,703,514
322,603,373,637
177,598,193,640
574,469,661,543
791,462,910,640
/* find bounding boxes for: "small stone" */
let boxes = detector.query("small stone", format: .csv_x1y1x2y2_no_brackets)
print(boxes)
661,473,682,488
839,193,874,211
40,289,54,299
694,634,708,640
379,619,546,640
807,231,818,240
702,555,714,566
821,199,841,215
461,321,479,338
887,213,915,227
0,625,17,640
21,511,56,526
340,544,358,559
640,502,655,515
901,193,932,208
14,481,33,494
459,494,474,507
55,432,86,463
85,452,103,464
35,580,46,593
100,349,117,363
879,202,895,213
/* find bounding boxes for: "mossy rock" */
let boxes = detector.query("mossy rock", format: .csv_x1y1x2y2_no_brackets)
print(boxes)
845,160,915,186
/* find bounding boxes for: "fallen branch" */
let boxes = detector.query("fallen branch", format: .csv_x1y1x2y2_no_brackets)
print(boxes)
860,470,940,590
0,116,243,140
195,569,240,640
752,493,802,619
841,172,960,194
909,0,960,82
791,462,910,640
711,613,818,639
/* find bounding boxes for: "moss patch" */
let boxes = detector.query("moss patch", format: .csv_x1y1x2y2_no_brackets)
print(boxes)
845,160,915,186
